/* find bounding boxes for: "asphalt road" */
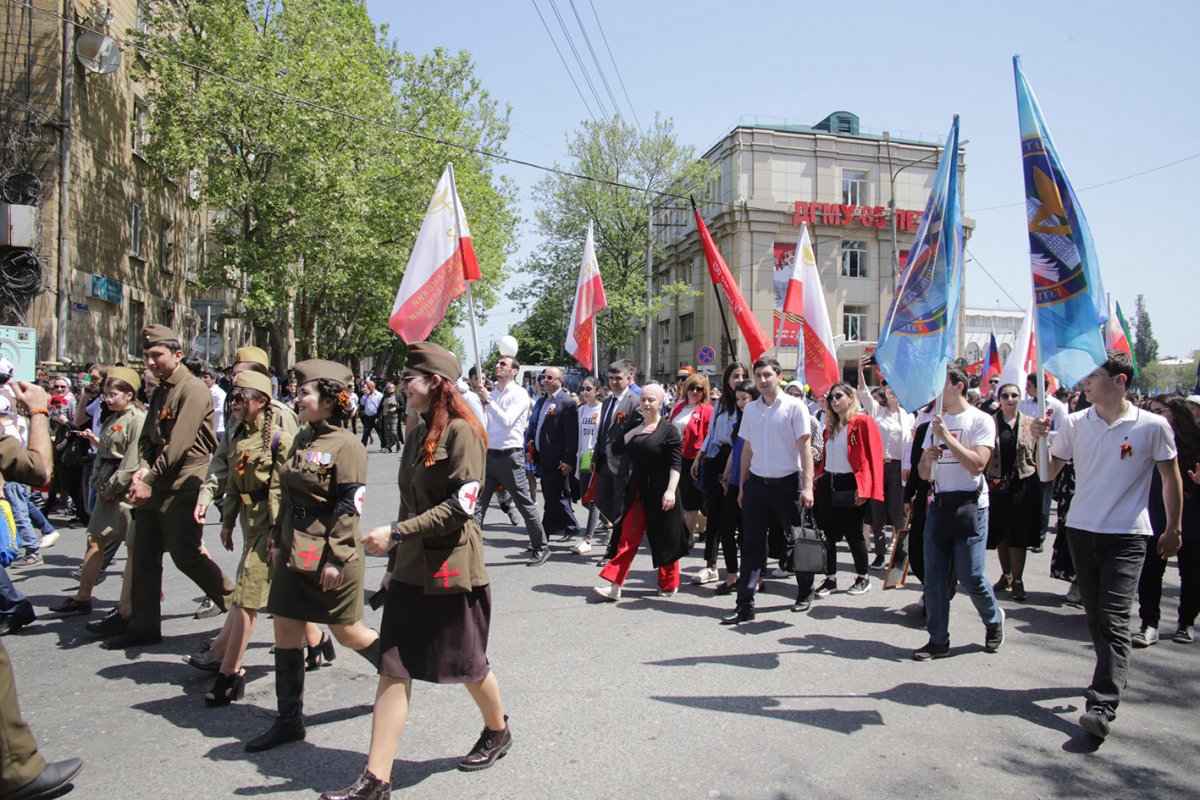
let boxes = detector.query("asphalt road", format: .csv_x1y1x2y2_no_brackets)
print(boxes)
5,447,1198,799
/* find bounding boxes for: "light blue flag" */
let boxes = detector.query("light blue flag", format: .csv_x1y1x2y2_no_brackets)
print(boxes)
1014,55,1107,387
875,115,964,412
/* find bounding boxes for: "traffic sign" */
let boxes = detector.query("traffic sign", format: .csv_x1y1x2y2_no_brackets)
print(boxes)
697,364,717,376
696,345,715,366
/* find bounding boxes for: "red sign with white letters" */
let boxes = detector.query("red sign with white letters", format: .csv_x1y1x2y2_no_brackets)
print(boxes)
791,201,923,232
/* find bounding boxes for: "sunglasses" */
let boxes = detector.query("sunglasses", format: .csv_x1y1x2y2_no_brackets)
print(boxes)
228,393,248,404
989,378,1000,384
687,386,704,393
675,375,688,382
829,392,848,401
999,393,1020,400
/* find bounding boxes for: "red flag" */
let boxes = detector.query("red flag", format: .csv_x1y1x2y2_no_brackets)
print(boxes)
388,164,479,343
980,331,1003,396
565,222,607,371
693,208,771,363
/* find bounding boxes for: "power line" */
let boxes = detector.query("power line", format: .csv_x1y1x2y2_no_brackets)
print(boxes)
965,246,1024,309
587,0,642,132
567,0,622,126
546,0,611,120
529,0,598,122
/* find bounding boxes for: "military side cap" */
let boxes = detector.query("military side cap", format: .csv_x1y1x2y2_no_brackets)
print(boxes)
234,371,273,395
142,324,179,348
294,359,352,388
106,366,142,391
234,346,270,368
405,341,461,382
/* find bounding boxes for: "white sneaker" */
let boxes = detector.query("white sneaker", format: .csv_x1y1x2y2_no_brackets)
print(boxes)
691,567,719,585
593,583,621,602
571,540,592,555
1132,625,1159,648
40,531,60,549
768,567,788,579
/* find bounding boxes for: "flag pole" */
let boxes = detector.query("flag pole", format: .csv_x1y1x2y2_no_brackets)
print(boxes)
691,196,737,364
1033,292,1050,480
448,162,483,383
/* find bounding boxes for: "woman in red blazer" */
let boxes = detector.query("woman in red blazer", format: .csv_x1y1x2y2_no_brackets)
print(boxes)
812,382,884,598
669,373,714,545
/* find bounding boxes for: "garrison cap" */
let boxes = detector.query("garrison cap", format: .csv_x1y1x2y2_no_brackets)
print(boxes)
234,346,270,368
294,359,352,389
106,366,142,392
142,324,179,348
233,371,273,395
404,342,461,383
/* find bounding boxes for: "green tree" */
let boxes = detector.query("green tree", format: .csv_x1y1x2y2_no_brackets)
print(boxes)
518,115,716,368
1133,294,1159,369
133,0,517,371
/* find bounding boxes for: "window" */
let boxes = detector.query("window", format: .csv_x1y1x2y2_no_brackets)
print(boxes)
127,299,144,355
135,0,150,34
185,233,201,282
657,319,671,345
842,170,868,206
132,102,148,157
843,305,868,341
128,202,144,258
841,241,866,278
837,117,854,134
159,218,174,273
679,313,694,342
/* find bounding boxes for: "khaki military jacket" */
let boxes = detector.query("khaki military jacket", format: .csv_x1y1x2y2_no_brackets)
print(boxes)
91,407,145,498
0,433,45,488
273,419,366,571
220,417,293,535
392,416,489,593
199,399,299,507
138,364,216,493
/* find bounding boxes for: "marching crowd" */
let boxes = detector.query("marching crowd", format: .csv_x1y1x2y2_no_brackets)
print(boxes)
0,328,1195,799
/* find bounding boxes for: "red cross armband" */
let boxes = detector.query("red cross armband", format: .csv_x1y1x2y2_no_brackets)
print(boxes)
447,479,482,518
335,483,366,516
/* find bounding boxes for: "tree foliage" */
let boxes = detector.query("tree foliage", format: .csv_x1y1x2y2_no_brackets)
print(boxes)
517,115,716,369
132,0,518,371
1132,295,1159,370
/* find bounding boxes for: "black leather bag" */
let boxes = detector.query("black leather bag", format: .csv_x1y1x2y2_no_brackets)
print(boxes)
787,507,828,574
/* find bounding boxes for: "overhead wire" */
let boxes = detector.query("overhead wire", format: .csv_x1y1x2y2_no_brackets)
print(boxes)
964,246,1025,309
530,0,598,123
546,0,610,120
587,0,642,133
567,0,622,127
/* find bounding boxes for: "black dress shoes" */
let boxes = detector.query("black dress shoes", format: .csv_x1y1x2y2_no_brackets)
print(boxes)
7,757,83,800
525,548,550,566
719,608,756,625
458,716,513,771
99,631,162,650
0,609,35,636
85,609,128,636
319,769,391,800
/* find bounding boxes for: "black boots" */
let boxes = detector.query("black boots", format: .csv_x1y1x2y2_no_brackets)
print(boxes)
319,770,391,800
458,715,513,771
245,648,305,752
306,632,337,671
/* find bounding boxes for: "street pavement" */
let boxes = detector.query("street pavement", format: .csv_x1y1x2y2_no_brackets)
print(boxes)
5,446,1198,799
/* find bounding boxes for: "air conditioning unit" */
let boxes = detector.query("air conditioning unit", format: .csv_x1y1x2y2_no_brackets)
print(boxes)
0,205,37,249
0,326,37,381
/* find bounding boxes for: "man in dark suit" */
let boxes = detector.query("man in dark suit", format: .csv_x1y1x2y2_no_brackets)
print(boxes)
533,368,579,544
583,360,643,562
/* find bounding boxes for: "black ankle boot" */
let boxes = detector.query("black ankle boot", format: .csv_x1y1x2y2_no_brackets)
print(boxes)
355,638,381,670
245,648,305,752
319,769,391,800
458,714,512,771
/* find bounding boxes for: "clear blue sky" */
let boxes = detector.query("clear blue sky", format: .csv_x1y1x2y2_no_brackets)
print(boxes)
367,0,1197,362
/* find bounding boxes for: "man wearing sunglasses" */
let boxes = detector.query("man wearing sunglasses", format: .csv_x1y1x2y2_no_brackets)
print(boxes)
533,368,580,545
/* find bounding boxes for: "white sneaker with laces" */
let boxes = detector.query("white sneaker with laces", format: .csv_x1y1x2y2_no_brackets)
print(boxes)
40,531,60,549
571,540,592,555
1132,625,1159,647
593,583,621,602
692,567,718,585
1172,626,1193,644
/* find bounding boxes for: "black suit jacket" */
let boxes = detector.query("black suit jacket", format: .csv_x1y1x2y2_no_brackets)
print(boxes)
535,391,578,468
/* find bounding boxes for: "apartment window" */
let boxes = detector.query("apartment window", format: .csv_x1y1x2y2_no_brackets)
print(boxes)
135,0,150,34
842,170,868,206
127,299,144,355
843,305,868,341
657,319,671,345
159,218,174,273
128,202,144,258
679,313,694,343
185,233,201,282
132,102,148,157
841,241,867,278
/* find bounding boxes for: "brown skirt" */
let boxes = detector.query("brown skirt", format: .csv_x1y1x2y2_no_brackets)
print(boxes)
266,544,365,625
378,581,491,684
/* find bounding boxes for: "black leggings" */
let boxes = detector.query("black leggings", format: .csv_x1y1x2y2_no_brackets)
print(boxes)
817,472,869,577
714,483,742,574
1138,532,1200,629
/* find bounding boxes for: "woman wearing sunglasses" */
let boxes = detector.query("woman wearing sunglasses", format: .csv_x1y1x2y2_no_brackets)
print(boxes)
985,382,1042,601
670,373,713,550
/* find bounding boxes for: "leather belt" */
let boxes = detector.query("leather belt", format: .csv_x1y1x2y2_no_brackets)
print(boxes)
291,504,334,519
487,447,521,455
240,487,270,506
748,472,799,486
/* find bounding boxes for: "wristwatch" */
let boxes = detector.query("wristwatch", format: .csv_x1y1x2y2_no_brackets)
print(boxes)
389,521,404,543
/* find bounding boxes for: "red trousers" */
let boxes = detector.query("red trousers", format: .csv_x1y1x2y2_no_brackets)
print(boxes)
598,493,680,591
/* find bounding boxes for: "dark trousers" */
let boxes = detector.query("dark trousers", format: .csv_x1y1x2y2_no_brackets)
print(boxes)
870,460,905,552
1068,529,1147,718
736,474,801,611
538,461,579,537
1138,533,1200,629
817,473,870,577
0,569,32,627
130,473,234,637
360,414,380,447
711,482,741,574
475,450,546,549
0,640,45,794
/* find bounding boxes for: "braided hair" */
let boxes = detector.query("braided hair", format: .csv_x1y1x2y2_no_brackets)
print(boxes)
260,400,275,454
314,378,353,425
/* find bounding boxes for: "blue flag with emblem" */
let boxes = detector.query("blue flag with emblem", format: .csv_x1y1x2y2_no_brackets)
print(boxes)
875,115,964,411
1014,55,1107,387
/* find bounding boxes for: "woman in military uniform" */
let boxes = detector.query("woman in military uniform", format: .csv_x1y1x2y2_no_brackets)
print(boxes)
196,371,293,706
321,342,510,800
51,367,145,617
245,360,380,752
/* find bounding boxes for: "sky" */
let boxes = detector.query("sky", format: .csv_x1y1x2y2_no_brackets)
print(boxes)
366,0,1198,363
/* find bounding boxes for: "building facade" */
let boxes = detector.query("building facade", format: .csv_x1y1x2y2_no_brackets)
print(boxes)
636,111,971,383
0,0,247,366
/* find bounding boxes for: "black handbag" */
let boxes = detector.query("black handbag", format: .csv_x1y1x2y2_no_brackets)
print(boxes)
787,507,828,574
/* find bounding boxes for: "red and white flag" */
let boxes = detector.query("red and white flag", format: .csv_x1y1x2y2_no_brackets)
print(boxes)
789,223,839,397
565,221,607,371
388,164,481,343
693,205,771,363
1104,294,1132,357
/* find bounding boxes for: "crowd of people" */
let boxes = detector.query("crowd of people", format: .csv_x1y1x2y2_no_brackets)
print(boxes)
0,333,1195,798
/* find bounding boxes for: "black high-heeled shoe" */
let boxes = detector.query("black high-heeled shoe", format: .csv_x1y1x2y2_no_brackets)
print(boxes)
305,633,336,671
204,670,245,707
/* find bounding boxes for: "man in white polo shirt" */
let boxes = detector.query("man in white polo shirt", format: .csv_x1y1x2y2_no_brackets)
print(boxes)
1033,350,1182,741
720,356,813,625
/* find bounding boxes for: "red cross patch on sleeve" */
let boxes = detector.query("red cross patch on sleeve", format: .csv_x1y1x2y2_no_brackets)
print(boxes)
457,480,481,515
354,486,366,513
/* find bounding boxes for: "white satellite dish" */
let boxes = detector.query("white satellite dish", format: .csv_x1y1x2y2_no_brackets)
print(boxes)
76,31,121,75
498,335,519,358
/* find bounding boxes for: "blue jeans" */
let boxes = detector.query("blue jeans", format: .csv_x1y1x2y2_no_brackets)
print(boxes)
923,501,1002,645
24,499,54,535
2,483,38,553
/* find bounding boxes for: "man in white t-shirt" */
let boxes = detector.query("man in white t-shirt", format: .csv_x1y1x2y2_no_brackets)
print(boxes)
913,367,1003,661
203,370,226,439
720,357,813,625
1032,350,1181,741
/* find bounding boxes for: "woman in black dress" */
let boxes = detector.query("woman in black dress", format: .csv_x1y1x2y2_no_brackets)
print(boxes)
985,382,1042,601
323,343,510,800
593,383,689,600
